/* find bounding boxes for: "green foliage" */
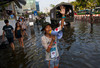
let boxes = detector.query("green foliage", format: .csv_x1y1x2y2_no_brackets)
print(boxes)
71,0,99,11
97,0,100,6
0,1,10,7
37,12,44,17
25,14,29,18
47,12,50,15
32,11,34,14
71,1,79,11
87,0,97,9
0,2,11,19
77,13,86,15
50,4,55,8
95,11,100,14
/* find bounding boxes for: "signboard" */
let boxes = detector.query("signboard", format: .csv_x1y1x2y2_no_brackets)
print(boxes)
29,15,32,18
10,14,14,18
34,11,38,16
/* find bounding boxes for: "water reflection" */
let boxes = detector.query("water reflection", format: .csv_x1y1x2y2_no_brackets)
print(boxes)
59,21,100,68
0,20,100,68
7,49,27,68
90,25,93,34
63,25,75,44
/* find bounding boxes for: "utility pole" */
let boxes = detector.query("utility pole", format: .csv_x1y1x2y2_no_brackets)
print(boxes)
12,1,17,20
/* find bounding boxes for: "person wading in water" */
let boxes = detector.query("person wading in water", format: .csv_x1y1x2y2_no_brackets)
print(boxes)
41,6,65,68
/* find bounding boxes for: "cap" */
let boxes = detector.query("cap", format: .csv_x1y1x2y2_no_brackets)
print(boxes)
41,22,52,31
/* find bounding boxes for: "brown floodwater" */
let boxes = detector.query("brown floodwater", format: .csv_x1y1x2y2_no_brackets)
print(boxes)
0,20,100,68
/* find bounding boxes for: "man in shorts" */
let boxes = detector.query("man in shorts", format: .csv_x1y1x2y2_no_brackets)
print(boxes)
2,19,15,50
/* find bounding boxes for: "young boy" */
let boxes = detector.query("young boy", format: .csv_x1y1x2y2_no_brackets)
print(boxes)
41,6,65,68
2,19,15,50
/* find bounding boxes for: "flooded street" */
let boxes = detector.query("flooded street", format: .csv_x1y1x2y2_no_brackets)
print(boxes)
0,19,100,68
59,21,100,68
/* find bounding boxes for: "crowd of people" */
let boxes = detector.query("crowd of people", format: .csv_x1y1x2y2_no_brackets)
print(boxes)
2,17,28,50
2,5,66,68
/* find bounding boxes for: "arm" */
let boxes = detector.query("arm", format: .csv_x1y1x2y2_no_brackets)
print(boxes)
24,22,28,29
2,31,5,42
11,26,15,39
26,24,28,29
60,6,66,30
46,36,55,52
46,39,54,52
41,36,55,53
20,27,23,35
13,30,15,39
61,14,65,29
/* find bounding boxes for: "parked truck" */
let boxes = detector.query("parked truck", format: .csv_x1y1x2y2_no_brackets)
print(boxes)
50,2,74,28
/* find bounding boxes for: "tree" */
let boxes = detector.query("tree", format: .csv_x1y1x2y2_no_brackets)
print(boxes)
77,0,87,9
47,12,50,16
87,0,97,9
0,3,10,19
97,0,100,6
71,1,79,11
71,0,88,11
71,0,99,11
50,4,55,8
37,12,44,17
0,0,26,19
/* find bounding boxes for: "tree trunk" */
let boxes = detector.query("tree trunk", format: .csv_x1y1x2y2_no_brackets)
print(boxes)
1,6,8,19
12,2,17,20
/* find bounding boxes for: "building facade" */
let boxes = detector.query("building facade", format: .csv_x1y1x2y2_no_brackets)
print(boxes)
35,1,40,11
22,0,36,13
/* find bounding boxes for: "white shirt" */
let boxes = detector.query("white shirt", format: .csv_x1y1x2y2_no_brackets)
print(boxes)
59,21,67,28
69,9,72,13
20,22,27,29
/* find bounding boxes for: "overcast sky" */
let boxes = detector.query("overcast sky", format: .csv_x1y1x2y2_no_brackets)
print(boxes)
36,0,76,12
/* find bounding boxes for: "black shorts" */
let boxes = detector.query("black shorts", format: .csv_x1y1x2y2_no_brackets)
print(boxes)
7,37,14,44
16,35,22,39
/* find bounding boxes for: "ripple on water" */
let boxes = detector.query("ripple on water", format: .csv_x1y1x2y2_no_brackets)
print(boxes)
0,21,100,68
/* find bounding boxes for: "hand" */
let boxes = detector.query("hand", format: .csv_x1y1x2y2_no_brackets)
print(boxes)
52,36,55,41
14,37,16,40
60,6,65,15
2,39,4,42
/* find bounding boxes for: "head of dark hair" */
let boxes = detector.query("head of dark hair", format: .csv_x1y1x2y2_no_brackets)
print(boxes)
15,22,21,30
22,18,24,20
41,22,52,31
17,20,20,22
4,19,9,23
15,22,22,38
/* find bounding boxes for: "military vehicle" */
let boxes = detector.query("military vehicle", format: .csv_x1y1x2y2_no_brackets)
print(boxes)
50,2,74,28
